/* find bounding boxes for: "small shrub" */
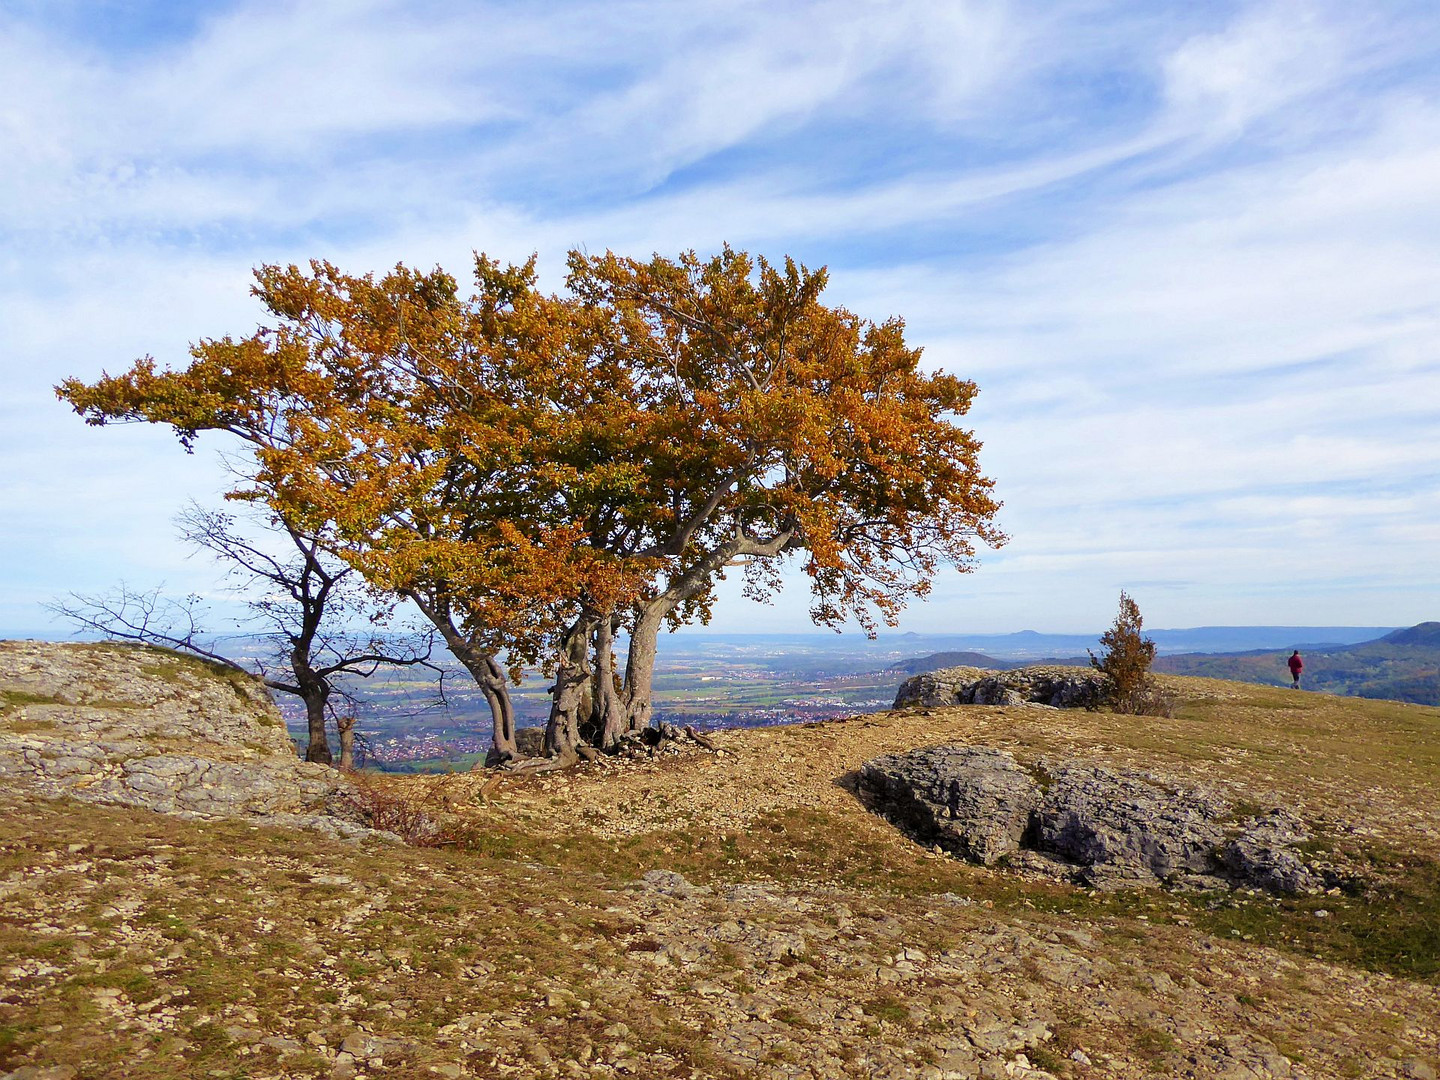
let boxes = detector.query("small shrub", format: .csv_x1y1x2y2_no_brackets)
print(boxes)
336,776,473,848
1090,591,1172,716
863,994,911,1025
1126,681,1176,718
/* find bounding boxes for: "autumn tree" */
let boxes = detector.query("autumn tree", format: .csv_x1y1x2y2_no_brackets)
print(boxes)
58,246,1005,763
49,504,436,764
58,258,650,764
543,248,1006,751
1088,590,1169,715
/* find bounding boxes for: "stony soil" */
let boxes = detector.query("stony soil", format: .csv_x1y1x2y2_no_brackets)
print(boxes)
2,651,1439,1080
446,679,1440,851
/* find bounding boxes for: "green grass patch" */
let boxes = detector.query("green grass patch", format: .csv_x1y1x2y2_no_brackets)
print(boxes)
1027,1044,1072,1075
1,716,59,733
861,994,911,1026
1130,1023,1178,1071
1189,846,1440,981
0,690,62,716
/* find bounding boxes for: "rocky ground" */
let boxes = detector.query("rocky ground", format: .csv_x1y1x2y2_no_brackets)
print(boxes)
2,644,1439,1079
857,745,1342,893
892,666,1107,710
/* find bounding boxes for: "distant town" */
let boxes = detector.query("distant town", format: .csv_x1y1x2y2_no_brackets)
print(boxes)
271,653,900,769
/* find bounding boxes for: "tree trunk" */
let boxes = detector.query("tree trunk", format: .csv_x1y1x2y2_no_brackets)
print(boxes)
477,655,518,764
621,602,666,733
402,590,518,764
302,686,333,765
446,646,517,763
617,531,783,733
545,616,594,757
593,615,627,749
290,639,333,765
337,715,356,770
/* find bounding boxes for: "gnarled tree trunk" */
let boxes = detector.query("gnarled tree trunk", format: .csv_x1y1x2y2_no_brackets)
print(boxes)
618,529,796,735
404,590,518,765
336,715,357,770
621,602,665,733
545,616,594,757
476,654,519,764
590,615,627,749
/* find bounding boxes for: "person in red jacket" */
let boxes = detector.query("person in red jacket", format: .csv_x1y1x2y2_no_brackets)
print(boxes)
1287,650,1304,688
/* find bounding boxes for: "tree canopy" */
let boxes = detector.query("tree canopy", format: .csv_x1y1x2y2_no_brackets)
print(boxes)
59,245,1005,762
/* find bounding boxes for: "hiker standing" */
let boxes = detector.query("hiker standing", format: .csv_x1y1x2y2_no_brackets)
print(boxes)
1287,650,1304,688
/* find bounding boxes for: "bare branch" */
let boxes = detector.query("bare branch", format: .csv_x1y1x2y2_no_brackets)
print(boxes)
45,586,250,677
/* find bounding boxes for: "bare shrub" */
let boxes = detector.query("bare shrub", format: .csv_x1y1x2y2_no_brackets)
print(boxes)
337,774,474,847
1124,680,1176,718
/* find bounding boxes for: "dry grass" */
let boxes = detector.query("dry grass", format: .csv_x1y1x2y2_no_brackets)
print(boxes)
1,675,1438,1078
0,690,63,716
426,674,1440,855
409,676,1440,981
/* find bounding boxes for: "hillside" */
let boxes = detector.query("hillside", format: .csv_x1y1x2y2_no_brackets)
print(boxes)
3,643,1440,1079
1155,622,1440,705
887,651,1008,675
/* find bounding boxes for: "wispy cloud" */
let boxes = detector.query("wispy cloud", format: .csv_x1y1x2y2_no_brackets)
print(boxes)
3,0,1439,634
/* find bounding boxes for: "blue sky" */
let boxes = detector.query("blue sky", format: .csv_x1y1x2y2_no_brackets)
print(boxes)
2,0,1439,635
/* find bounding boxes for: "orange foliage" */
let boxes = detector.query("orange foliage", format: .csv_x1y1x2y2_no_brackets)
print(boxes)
58,245,1004,687
563,246,1005,635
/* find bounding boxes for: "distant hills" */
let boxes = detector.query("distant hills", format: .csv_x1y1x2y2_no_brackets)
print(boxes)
873,625,1398,662
888,651,1007,675
891,623,1440,707
1154,622,1440,705
1380,622,1440,647
13,623,1431,713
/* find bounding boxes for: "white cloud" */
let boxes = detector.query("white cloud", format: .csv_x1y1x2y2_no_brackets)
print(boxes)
1161,4,1345,136
3,0,1440,636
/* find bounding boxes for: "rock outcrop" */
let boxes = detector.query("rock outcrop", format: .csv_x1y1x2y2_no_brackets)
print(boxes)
856,746,1042,866
859,744,1341,893
0,640,368,837
893,664,1105,710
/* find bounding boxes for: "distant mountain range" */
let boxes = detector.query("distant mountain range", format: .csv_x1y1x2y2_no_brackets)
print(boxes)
891,623,1440,707
871,625,1398,662
14,622,1432,705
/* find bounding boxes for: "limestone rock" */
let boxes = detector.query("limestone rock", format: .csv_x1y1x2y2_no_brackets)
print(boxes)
338,1031,416,1059
860,743,1337,894
1033,762,1229,886
1221,809,1334,895
890,666,992,708
638,869,712,899
0,640,357,834
858,746,1041,865
893,665,1105,710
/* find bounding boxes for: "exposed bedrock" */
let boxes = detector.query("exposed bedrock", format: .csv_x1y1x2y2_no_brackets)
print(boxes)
858,745,1341,894
856,746,1042,866
893,665,1106,710
0,640,374,839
